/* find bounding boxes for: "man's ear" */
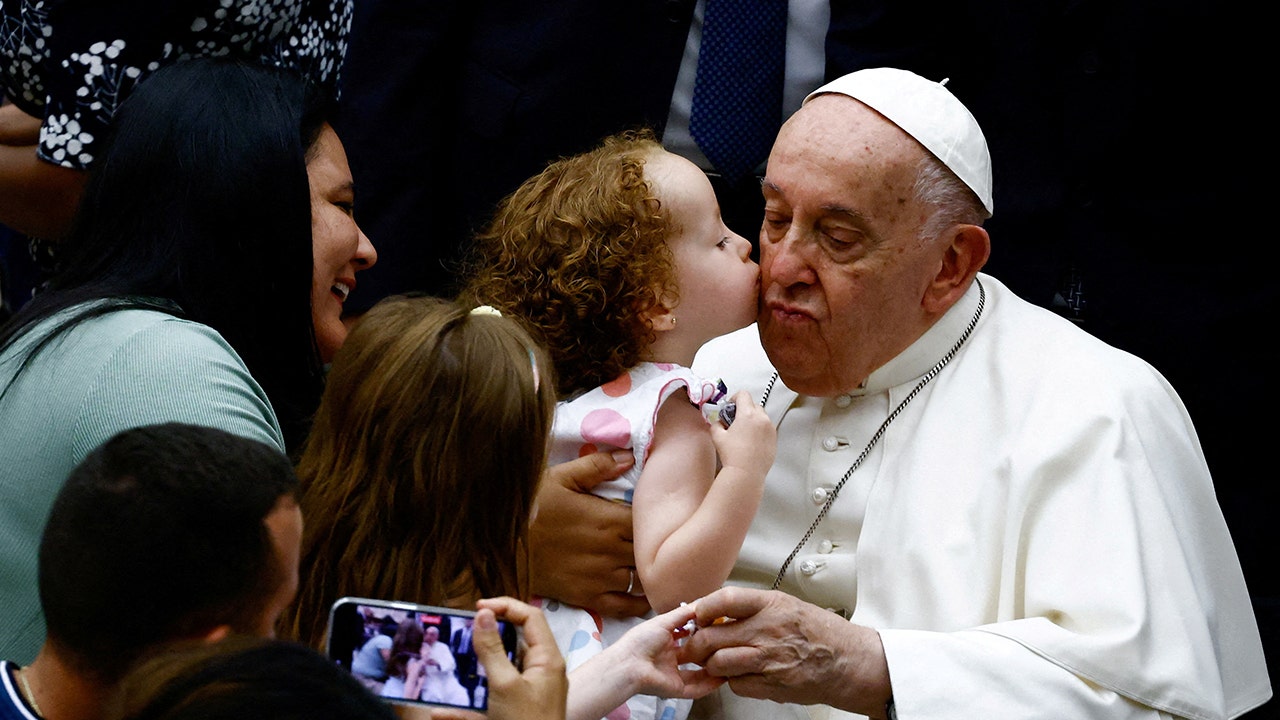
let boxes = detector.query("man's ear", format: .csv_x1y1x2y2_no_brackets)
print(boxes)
924,224,990,314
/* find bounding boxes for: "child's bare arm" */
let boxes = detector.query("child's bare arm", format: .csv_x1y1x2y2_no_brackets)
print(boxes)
631,390,776,612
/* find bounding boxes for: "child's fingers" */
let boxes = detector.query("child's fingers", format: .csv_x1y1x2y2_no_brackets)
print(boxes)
651,601,699,636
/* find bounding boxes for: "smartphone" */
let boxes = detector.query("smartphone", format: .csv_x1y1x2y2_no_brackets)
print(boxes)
326,596,519,713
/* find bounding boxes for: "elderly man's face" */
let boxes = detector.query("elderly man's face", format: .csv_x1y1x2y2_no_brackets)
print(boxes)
755,95,943,397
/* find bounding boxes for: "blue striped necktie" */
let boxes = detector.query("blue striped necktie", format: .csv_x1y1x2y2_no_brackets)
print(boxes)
689,0,788,185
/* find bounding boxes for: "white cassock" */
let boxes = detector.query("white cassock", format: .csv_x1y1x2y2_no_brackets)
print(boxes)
419,640,470,706
691,274,1270,720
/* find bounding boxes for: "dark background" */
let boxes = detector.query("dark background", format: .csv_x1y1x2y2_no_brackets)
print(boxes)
2,0,1272,714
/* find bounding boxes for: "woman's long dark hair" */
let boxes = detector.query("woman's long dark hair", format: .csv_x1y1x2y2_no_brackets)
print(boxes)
0,57,329,453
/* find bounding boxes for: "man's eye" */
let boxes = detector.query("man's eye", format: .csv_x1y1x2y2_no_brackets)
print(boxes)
819,230,867,260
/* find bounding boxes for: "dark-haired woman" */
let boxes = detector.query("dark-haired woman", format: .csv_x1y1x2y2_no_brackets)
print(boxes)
0,56,375,665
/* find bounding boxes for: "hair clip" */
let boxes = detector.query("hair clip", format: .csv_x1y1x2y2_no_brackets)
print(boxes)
470,305,502,317
527,347,541,393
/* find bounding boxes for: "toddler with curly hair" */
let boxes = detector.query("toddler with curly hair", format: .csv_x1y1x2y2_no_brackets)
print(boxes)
459,129,776,720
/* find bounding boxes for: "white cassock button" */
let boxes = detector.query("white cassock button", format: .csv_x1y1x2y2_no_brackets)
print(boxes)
810,487,829,504
799,560,818,576
835,394,852,408
817,539,833,554
822,436,839,451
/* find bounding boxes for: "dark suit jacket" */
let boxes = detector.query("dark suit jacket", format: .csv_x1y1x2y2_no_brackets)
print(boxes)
333,0,969,308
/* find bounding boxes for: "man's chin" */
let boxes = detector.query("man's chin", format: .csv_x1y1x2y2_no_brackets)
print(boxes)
760,328,832,396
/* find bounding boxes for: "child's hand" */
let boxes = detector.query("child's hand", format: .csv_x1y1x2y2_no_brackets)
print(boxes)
565,602,723,720
708,389,776,474
606,602,725,699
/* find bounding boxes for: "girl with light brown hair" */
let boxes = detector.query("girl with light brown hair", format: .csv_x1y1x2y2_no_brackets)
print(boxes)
281,295,555,648
279,294,722,720
459,129,776,720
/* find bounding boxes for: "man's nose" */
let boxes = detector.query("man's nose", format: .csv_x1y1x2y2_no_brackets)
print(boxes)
764,228,816,286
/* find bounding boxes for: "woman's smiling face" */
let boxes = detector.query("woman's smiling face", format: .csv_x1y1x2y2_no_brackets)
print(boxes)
308,123,377,362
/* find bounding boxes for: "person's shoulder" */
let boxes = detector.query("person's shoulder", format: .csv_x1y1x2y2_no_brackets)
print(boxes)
8,304,225,366
63,306,250,374
632,361,694,385
991,280,1160,376
978,275,1183,405
110,307,241,351
633,362,729,408
66,309,285,452
50,303,208,337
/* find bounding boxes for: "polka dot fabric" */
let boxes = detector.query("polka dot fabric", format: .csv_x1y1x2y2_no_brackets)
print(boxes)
543,362,723,720
579,407,633,451
551,362,726,505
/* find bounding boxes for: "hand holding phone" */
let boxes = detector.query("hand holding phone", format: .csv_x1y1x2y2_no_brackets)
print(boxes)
326,597,519,714
470,597,569,720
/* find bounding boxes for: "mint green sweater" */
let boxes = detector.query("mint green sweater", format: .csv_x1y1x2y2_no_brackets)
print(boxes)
0,306,284,663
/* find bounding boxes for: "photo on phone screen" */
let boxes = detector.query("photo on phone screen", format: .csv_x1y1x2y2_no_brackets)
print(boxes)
326,596,519,713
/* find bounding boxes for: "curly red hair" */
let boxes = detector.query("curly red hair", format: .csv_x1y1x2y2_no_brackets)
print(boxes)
458,129,679,398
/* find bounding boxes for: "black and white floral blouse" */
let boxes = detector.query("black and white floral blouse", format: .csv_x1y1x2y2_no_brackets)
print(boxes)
0,0,351,169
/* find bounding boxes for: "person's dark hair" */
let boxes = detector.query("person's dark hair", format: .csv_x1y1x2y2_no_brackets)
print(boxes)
39,422,300,683
0,56,332,452
103,636,396,720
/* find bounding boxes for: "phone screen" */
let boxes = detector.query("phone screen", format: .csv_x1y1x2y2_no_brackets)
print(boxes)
326,597,518,713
